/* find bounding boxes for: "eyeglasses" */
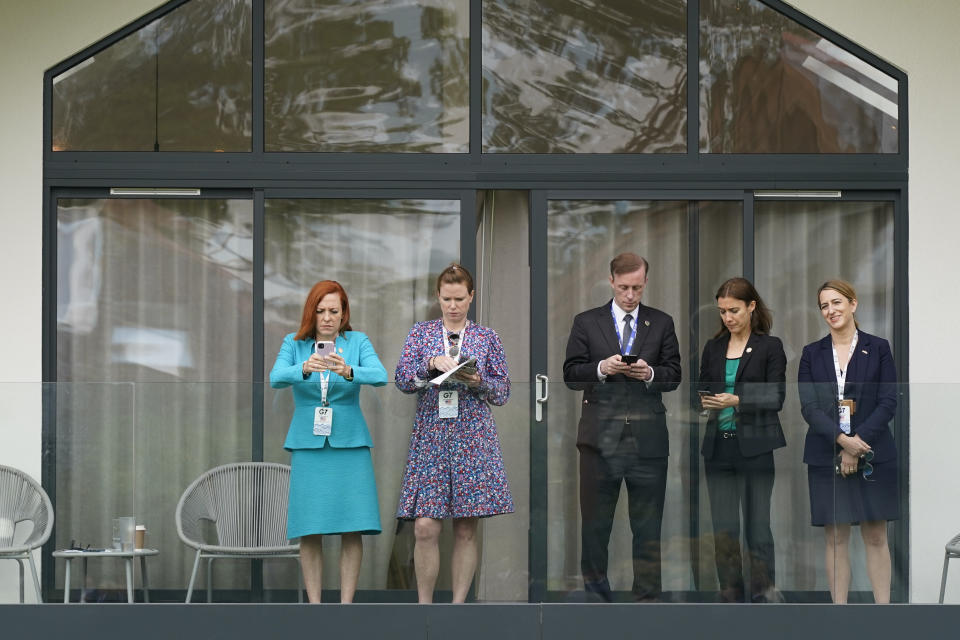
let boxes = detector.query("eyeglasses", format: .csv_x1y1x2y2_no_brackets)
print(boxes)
69,540,105,552
833,449,875,480
860,449,875,480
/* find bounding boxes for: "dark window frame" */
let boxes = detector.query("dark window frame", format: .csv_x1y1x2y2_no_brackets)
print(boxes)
41,0,909,604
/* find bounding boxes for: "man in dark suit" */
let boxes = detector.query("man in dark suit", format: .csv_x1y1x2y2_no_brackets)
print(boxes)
563,253,681,602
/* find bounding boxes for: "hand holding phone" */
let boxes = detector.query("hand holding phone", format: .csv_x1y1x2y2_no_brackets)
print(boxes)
451,356,478,382
304,341,336,376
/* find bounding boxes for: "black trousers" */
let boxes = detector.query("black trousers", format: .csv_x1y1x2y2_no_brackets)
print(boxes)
579,435,667,601
704,435,776,602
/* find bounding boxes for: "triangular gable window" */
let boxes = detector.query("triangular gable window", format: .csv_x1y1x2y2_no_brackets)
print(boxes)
52,0,251,152
701,0,898,153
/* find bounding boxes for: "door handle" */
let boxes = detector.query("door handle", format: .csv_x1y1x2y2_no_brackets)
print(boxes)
535,374,549,422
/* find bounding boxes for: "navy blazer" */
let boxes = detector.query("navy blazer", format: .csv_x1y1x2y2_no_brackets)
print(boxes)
563,300,682,457
697,332,787,460
798,331,898,466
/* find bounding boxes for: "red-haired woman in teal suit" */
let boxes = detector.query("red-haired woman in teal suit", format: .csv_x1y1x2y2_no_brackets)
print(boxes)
271,280,387,603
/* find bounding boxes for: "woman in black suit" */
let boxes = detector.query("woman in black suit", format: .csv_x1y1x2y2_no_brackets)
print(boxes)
798,279,898,604
698,277,786,603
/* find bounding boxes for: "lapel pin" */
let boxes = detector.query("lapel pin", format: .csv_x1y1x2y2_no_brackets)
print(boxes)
644,320,650,327
746,347,753,353
861,349,868,355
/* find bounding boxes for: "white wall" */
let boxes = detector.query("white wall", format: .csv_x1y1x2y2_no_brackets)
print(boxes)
1,0,958,603
0,0,163,603
789,0,960,604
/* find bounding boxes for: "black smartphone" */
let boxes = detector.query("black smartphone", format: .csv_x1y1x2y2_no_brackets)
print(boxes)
458,356,478,375
452,356,478,380
621,354,639,364
697,390,713,398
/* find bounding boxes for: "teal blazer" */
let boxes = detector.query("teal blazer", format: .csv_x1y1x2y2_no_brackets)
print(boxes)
270,331,388,450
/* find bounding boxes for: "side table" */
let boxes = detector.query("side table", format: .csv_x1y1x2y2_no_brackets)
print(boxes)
52,548,159,603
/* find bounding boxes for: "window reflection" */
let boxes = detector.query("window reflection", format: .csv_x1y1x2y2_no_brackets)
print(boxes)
700,0,899,153
755,200,896,597
56,198,255,591
262,198,460,593
483,0,687,153
265,0,469,152
52,0,252,152
546,201,692,595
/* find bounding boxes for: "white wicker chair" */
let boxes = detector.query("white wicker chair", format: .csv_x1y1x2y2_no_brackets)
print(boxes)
175,462,301,602
0,465,54,603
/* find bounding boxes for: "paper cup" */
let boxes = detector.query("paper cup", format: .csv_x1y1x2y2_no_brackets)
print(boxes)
135,525,146,550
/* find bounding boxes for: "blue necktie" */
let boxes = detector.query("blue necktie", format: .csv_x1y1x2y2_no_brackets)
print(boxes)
621,314,633,354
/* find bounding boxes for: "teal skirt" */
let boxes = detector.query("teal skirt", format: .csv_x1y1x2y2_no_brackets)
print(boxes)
287,444,382,538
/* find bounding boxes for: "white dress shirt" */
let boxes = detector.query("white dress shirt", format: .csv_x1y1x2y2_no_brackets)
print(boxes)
597,301,655,383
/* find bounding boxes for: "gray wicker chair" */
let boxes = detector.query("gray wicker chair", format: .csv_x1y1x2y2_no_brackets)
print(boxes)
175,462,301,602
939,532,960,603
0,464,54,603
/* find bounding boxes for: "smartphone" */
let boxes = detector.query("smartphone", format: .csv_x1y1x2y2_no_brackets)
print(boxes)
458,356,478,376
451,357,478,381
621,354,639,364
314,341,335,358
697,389,712,416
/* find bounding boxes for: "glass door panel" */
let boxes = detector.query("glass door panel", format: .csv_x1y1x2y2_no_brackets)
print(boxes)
56,196,254,594
694,202,744,597
540,197,743,600
262,197,461,597
474,190,532,601
755,199,897,600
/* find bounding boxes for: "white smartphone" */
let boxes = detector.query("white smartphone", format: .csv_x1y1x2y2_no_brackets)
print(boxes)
315,341,335,358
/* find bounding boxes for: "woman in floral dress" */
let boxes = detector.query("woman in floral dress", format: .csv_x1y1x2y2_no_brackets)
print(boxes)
394,263,513,603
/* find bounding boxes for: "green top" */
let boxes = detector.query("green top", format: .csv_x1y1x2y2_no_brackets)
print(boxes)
718,357,740,432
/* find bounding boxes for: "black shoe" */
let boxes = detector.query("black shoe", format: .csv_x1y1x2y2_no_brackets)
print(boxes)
716,586,745,603
583,580,613,603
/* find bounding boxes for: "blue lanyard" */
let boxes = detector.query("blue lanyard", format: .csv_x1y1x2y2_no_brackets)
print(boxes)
610,304,637,355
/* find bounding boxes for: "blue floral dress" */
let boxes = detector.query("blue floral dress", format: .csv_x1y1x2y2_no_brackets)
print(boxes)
395,319,514,519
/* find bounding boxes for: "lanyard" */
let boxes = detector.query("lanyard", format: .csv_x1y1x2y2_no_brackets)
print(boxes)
831,331,859,402
314,341,334,406
319,370,331,406
610,305,637,355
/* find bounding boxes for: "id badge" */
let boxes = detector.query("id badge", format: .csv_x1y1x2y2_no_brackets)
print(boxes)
314,406,333,436
438,390,458,419
838,403,851,434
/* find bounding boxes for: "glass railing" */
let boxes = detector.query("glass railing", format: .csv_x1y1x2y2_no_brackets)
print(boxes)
541,380,906,604
0,381,927,603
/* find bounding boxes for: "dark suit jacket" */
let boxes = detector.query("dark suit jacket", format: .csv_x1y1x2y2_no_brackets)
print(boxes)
697,332,787,460
563,301,681,457
798,331,898,466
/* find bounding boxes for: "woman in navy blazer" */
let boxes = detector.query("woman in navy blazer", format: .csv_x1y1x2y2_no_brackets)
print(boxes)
798,279,898,604
270,280,387,603
698,278,786,602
